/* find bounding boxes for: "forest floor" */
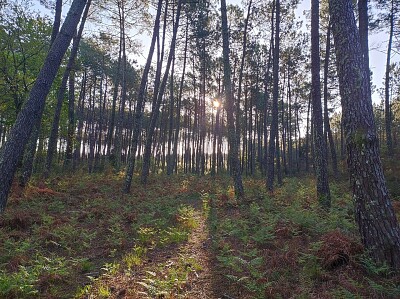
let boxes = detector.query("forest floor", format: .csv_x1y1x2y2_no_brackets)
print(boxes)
1,167,400,298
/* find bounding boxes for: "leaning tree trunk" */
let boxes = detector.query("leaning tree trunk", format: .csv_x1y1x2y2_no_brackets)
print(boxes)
0,0,88,213
18,0,63,187
311,0,330,208
124,0,163,193
330,0,400,269
221,0,244,197
50,0,63,43
141,0,182,184
43,0,91,178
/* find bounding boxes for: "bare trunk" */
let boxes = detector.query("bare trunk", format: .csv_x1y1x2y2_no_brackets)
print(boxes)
330,0,400,269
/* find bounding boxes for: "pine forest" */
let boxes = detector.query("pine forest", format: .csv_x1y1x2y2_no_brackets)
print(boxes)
1,0,400,297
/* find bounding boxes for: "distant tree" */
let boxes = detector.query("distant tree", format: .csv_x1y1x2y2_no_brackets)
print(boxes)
330,0,400,268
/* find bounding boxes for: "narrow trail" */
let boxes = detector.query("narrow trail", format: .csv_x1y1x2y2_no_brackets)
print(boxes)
178,211,215,298
95,206,219,298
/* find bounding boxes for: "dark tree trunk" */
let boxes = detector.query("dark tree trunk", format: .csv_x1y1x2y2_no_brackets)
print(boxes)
221,0,244,197
124,0,163,193
263,4,274,175
106,52,121,158
43,0,91,178
267,0,280,191
141,0,182,184
323,22,338,177
74,70,87,168
114,0,128,171
311,0,330,208
305,95,311,172
172,16,189,174
18,0,64,187
167,55,175,175
50,0,62,44
18,118,40,187
0,0,88,213
385,1,394,156
64,67,76,169
330,0,400,269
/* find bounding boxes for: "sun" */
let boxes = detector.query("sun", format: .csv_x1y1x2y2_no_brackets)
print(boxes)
213,99,220,108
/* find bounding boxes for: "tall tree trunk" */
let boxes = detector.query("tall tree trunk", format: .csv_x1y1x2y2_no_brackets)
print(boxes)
311,0,330,208
267,0,280,191
330,0,400,269
64,67,76,169
167,55,175,175
141,0,182,184
73,70,87,168
305,95,311,172
106,52,121,158
385,0,394,156
323,22,338,177
114,0,128,171
263,4,274,175
237,0,253,165
124,0,163,193
18,0,63,187
172,16,189,174
50,0,63,44
43,0,91,178
221,0,244,197
0,0,88,213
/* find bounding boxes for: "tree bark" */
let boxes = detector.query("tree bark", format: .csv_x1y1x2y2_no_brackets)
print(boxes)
330,0,400,269
0,0,88,213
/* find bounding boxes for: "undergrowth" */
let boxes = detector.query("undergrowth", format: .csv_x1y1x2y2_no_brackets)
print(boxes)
1,172,400,298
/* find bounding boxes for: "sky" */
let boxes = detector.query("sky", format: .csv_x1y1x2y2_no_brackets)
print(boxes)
31,0,397,104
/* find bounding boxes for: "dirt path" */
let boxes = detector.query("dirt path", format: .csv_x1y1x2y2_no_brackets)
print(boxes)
178,211,215,298
90,208,218,298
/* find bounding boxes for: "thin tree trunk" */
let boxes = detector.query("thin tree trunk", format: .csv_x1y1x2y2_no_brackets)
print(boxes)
141,0,182,184
172,16,189,174
385,0,394,156
124,0,163,193
64,67,76,169
50,0,62,44
323,22,338,177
